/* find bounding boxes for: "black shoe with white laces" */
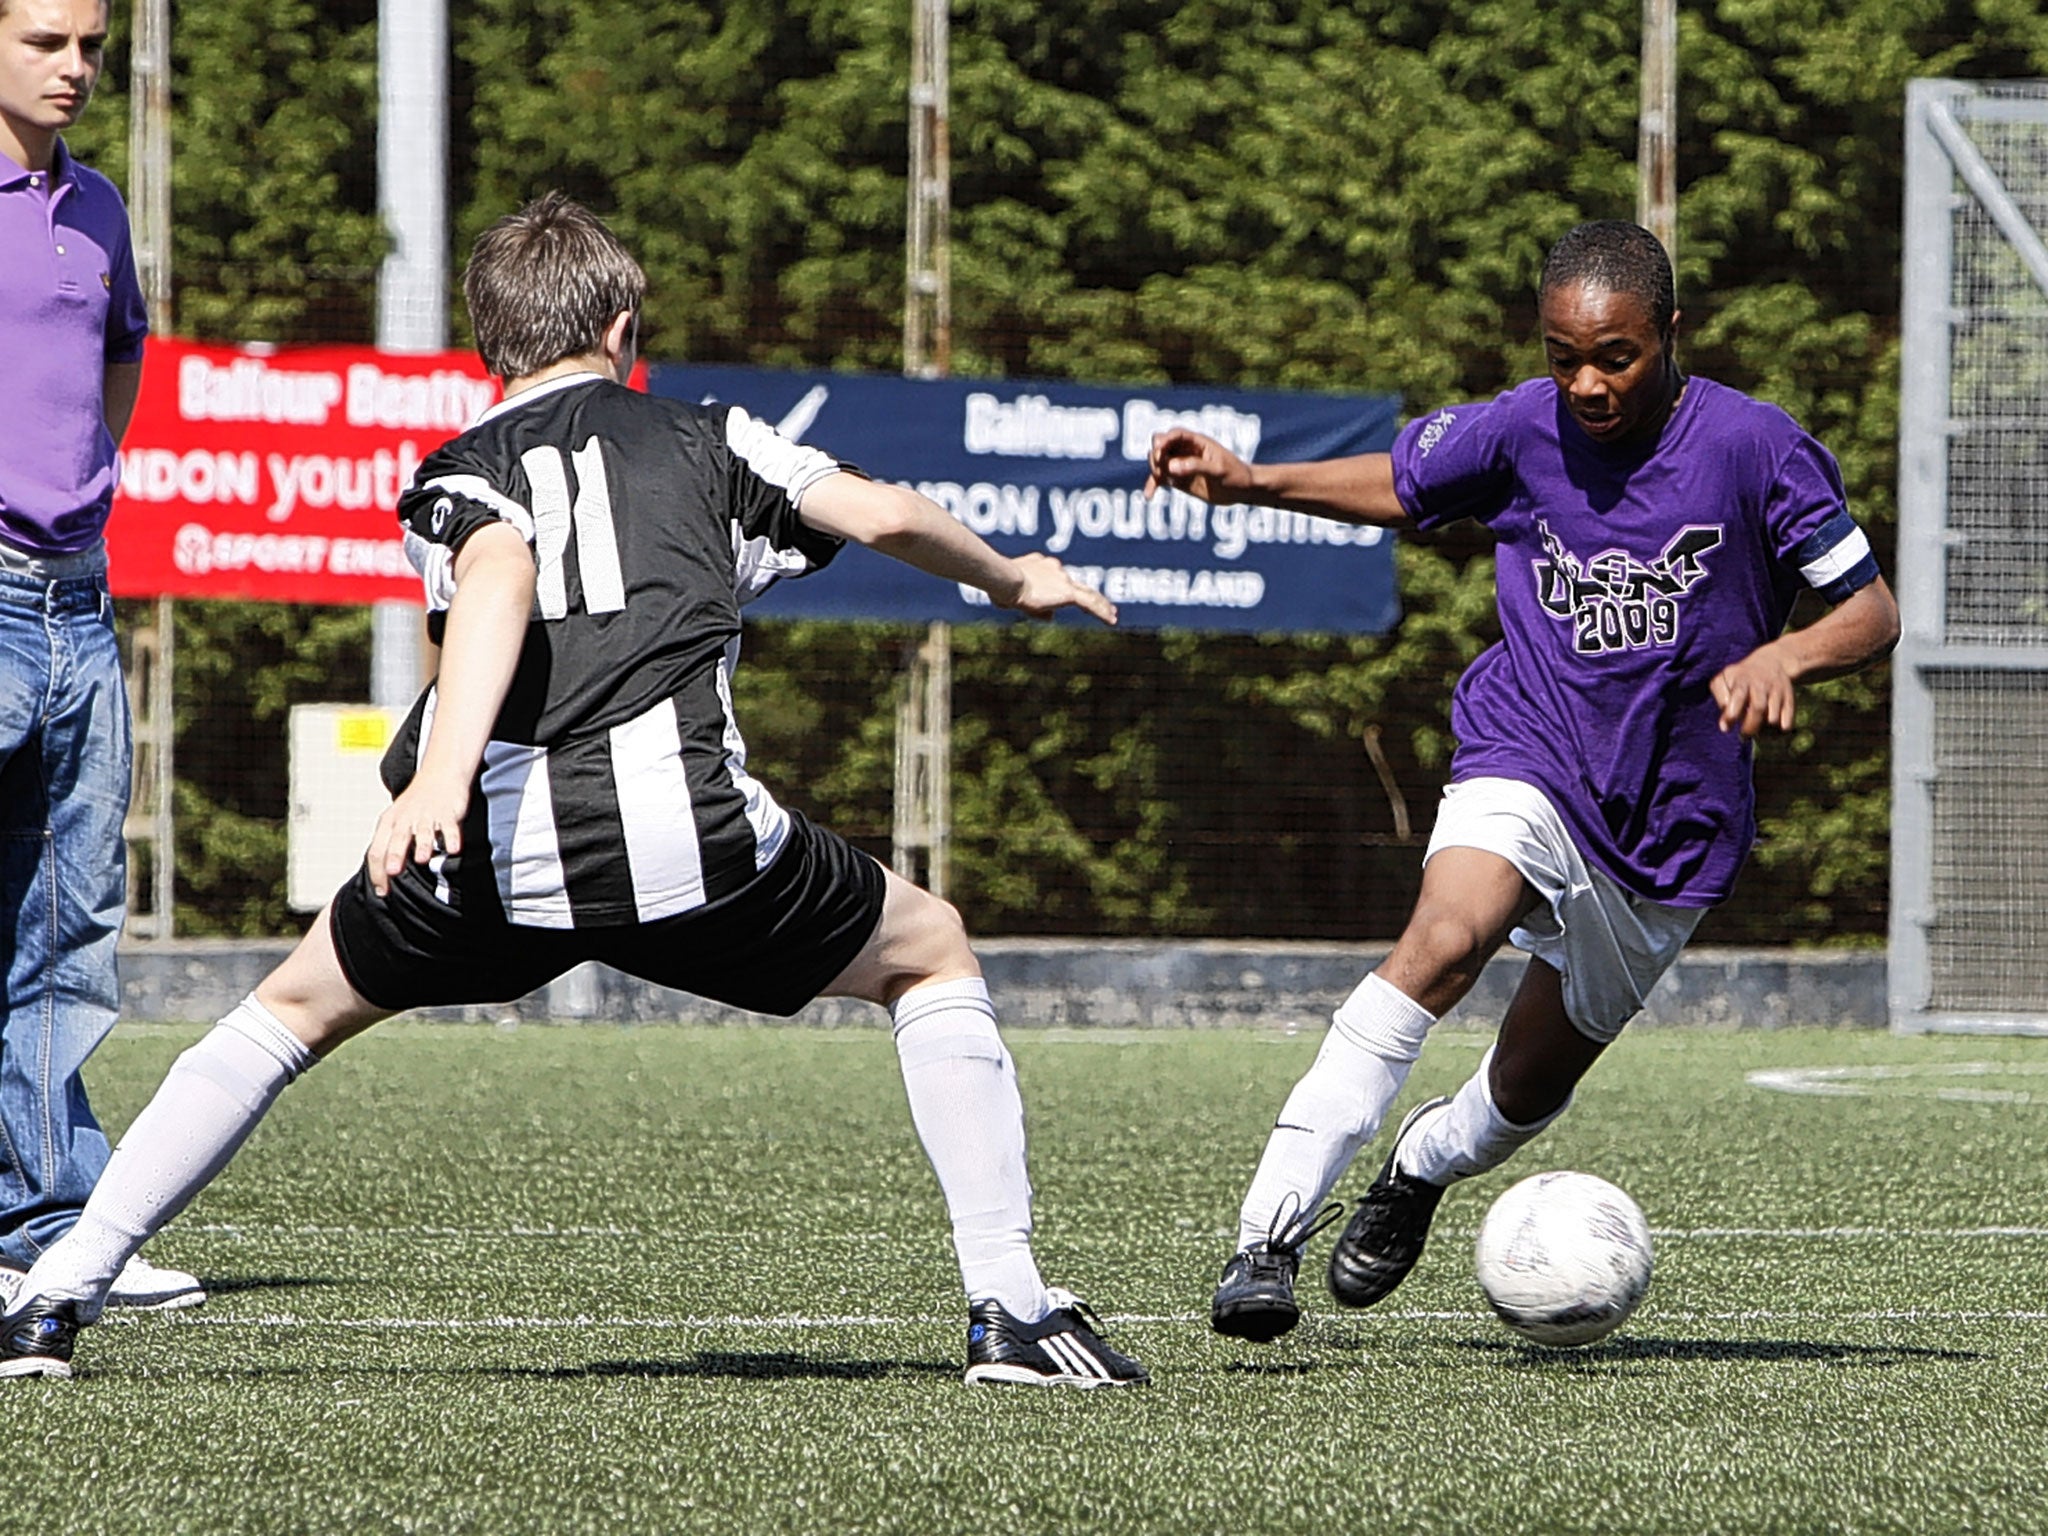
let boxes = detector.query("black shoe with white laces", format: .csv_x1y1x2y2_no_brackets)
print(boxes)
1328,1096,1452,1308
964,1288,1149,1388
1,1296,85,1380
1211,1197,1345,1342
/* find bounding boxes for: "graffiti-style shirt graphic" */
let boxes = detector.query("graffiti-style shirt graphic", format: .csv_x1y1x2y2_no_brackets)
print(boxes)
1533,520,1724,656
1389,376,1880,906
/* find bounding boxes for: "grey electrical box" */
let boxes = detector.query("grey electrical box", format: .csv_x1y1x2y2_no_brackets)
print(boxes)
288,704,398,911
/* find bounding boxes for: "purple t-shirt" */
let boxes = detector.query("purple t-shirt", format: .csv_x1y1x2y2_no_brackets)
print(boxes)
0,139,149,555
1392,376,1880,906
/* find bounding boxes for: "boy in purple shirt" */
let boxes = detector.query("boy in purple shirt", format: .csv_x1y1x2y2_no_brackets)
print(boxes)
0,0,200,1310
1146,220,1900,1343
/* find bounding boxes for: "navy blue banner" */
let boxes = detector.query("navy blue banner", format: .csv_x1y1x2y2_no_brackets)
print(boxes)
648,364,1402,634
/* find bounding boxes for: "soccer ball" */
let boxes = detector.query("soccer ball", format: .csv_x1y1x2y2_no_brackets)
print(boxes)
1472,1170,1653,1347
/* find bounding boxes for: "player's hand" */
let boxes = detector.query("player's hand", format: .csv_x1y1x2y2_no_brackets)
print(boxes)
1711,649,1798,737
999,551,1117,626
366,776,469,896
1144,428,1253,503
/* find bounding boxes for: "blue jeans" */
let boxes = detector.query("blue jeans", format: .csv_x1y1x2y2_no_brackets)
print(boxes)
0,547,129,1267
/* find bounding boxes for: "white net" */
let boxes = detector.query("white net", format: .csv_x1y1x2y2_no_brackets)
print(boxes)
1925,674,2048,1013
1897,81,2048,1029
1944,87,2048,649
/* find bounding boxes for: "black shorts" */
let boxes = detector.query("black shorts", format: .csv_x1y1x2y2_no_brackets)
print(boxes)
330,811,888,1018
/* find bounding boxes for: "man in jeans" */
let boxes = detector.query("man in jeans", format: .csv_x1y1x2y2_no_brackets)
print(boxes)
0,0,201,1308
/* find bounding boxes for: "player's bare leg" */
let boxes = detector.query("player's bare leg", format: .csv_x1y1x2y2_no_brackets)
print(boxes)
1376,847,1542,1018
248,904,395,1057
823,867,1146,1387
1486,957,1607,1124
2,910,388,1377
1400,957,1599,1179
822,864,982,1006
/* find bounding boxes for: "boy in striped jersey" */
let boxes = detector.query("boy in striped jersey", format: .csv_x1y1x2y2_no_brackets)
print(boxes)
2,194,1145,1388
1147,220,1901,1344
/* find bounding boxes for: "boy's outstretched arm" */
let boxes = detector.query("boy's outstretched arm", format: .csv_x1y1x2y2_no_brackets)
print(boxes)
367,521,538,892
1144,427,1412,529
1710,575,1902,737
798,473,1117,626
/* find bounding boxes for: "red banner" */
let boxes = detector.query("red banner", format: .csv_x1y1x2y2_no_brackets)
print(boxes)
107,338,498,603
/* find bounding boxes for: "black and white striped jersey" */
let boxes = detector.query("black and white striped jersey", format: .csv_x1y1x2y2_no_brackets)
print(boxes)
385,371,850,929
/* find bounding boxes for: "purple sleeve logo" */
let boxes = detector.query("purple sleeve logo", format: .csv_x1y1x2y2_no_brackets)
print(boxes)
1413,409,1457,458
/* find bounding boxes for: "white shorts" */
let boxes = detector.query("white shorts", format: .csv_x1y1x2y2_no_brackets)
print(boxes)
1425,777,1703,1044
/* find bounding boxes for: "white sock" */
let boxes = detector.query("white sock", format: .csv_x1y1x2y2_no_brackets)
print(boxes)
1235,973,1437,1252
891,978,1052,1323
18,996,316,1320
1400,1046,1570,1186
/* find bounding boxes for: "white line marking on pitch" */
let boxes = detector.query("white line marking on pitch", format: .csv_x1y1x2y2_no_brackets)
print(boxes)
184,1221,2048,1242
1657,1226,2048,1239
1748,1062,2048,1101
134,1313,938,1331
112,1307,2048,1332
188,1223,904,1243
189,1223,654,1239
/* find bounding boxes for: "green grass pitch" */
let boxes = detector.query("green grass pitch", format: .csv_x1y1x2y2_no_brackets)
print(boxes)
7,1019,2048,1534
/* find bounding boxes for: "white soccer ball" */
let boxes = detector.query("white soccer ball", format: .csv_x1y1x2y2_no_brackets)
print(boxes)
1472,1170,1653,1347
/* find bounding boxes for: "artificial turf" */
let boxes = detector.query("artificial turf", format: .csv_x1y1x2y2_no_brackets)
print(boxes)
6,1019,2046,1534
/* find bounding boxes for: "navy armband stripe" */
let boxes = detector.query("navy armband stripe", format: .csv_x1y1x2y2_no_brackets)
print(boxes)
1790,512,1879,602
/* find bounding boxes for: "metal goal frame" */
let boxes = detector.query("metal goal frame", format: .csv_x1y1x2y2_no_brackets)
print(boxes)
1891,79,2048,1034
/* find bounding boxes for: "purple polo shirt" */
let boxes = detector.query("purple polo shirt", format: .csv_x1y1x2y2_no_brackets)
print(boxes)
1392,376,1881,906
0,138,149,555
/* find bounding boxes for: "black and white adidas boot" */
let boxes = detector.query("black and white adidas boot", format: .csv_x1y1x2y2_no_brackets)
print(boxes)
0,1296,85,1380
964,1288,1149,1388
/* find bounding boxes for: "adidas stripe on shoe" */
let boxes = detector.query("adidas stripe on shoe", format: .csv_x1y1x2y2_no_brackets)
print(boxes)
964,1288,1149,1388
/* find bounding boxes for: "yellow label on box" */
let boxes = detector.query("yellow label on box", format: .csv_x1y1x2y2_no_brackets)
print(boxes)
335,713,391,753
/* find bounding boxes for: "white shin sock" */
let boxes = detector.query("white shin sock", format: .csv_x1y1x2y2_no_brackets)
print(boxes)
1235,973,1437,1253
891,977,1052,1323
20,996,316,1319
1399,1045,1570,1187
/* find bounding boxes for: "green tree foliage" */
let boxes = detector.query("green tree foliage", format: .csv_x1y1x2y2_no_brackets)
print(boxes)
76,1,385,340
113,600,373,936
120,0,2048,938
